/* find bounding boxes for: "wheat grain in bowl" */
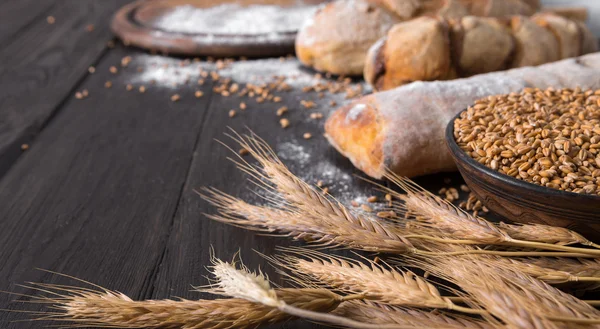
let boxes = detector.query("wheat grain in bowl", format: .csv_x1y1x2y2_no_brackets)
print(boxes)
454,87,600,195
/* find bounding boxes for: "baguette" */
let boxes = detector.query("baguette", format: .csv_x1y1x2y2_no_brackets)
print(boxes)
365,13,597,91
325,53,600,179
296,0,540,76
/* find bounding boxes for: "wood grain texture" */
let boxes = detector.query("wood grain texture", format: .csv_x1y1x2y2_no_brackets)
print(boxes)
0,0,126,178
0,0,57,43
0,46,215,328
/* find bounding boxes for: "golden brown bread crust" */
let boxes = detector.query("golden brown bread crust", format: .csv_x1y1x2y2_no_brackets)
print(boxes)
324,97,384,178
532,13,580,60
295,0,399,76
509,16,560,68
364,17,453,91
453,16,514,76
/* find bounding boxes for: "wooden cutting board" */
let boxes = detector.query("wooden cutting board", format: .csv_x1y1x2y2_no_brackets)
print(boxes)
111,0,326,57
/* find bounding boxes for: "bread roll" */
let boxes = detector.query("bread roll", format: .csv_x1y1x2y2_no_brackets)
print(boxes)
364,17,453,90
365,14,596,91
297,0,546,76
295,0,399,76
326,54,600,179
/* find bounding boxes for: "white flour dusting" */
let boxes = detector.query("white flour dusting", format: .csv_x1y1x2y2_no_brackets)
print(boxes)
153,4,317,35
277,141,311,166
345,103,366,123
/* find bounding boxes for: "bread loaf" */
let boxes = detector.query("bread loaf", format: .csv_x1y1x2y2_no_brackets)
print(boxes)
296,0,541,76
325,53,600,179
365,13,597,91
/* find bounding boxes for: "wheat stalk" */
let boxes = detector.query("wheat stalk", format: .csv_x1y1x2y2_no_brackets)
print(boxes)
209,254,437,329
384,173,600,257
203,133,596,258
334,301,494,329
271,248,485,315
13,283,343,329
498,222,598,247
417,255,600,326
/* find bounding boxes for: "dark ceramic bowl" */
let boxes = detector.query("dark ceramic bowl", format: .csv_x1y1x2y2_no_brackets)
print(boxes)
446,110,600,240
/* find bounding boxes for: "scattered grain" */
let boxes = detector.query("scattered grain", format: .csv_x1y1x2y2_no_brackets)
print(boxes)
279,118,290,128
310,112,323,120
229,110,236,118
104,81,112,88
303,132,312,140
239,148,249,156
322,187,330,194
276,106,288,116
361,204,373,212
86,24,95,32
20,144,29,151
46,16,55,24
195,90,204,98
109,66,118,74
139,85,146,93
126,84,133,91
367,196,377,203
170,94,181,102
239,102,246,110
88,66,95,74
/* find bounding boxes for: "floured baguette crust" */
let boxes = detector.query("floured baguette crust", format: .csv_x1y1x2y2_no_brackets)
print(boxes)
295,0,399,76
326,54,600,179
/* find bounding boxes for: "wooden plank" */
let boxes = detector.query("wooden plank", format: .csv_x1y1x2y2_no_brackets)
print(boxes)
0,46,215,328
0,0,125,178
0,0,57,43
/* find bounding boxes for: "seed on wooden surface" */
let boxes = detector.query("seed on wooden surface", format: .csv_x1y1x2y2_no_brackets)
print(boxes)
300,100,316,109
239,102,246,110
276,106,288,116
81,89,89,97
88,66,95,74
385,193,392,201
75,92,83,99
138,85,146,93
21,144,29,151
197,79,205,85
170,94,180,102
367,196,377,203
109,66,118,74
322,187,330,194
195,90,204,98
310,112,323,119
47,16,55,24
316,180,324,187
86,24,94,32
228,110,236,118
303,132,312,140
460,184,470,192
126,84,133,91
104,81,112,88
121,56,132,67
279,118,290,128
361,204,373,212
239,148,249,156
273,96,282,102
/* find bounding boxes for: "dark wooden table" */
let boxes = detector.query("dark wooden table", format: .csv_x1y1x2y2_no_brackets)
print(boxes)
0,1,465,328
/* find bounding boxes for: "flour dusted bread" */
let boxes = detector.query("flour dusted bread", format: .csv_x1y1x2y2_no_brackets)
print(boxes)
296,0,542,76
326,54,600,179
295,0,399,76
365,13,597,90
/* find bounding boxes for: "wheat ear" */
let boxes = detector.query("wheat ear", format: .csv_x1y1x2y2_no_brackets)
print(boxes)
498,222,599,248
204,133,594,258
385,173,600,256
271,248,484,315
209,254,436,329
13,283,343,329
417,256,600,326
335,301,494,329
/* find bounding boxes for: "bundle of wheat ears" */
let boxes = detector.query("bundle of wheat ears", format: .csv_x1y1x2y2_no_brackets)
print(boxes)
8,132,600,328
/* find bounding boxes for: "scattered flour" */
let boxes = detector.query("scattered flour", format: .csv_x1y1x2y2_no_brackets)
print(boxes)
153,4,317,35
345,103,366,123
277,141,311,166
